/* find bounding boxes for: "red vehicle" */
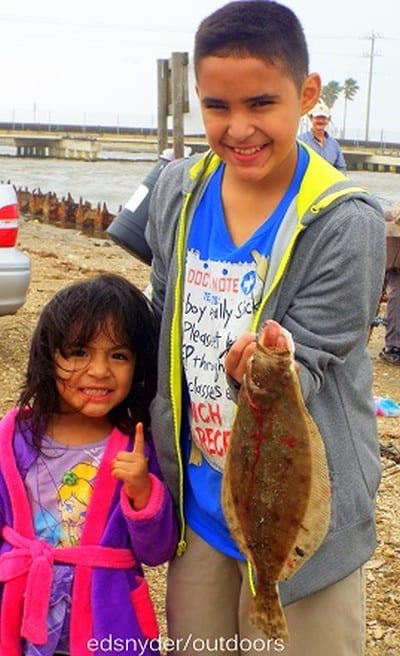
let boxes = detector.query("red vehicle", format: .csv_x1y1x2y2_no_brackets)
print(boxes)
0,183,31,315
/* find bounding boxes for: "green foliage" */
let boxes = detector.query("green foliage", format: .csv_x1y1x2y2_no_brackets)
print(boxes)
321,78,359,110
321,81,343,109
343,78,359,101
321,78,360,138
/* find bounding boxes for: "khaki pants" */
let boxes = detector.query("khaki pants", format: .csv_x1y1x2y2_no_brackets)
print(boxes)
167,527,365,656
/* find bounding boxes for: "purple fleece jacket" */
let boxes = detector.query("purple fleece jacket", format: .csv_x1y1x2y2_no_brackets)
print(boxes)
0,409,178,656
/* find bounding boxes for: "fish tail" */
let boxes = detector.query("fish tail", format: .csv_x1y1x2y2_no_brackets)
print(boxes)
249,584,290,643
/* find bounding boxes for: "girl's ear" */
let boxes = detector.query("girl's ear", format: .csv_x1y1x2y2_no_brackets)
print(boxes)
300,73,321,117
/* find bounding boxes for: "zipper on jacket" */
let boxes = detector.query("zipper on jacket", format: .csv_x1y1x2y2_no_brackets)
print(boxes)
169,153,224,556
169,191,194,556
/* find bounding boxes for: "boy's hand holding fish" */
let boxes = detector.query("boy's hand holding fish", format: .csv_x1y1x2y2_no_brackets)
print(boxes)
225,321,297,384
224,332,257,384
112,422,152,510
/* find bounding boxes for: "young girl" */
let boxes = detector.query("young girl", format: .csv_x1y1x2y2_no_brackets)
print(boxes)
0,273,178,656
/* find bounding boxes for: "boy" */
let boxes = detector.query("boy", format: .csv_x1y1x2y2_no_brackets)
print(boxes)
146,2,385,654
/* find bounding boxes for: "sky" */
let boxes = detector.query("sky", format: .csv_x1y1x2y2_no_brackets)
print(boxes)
1,0,400,142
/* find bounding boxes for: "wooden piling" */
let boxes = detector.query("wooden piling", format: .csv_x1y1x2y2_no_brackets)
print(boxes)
157,51,189,159
171,52,188,159
157,59,169,156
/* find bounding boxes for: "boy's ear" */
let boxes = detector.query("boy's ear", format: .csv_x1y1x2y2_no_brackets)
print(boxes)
300,73,321,116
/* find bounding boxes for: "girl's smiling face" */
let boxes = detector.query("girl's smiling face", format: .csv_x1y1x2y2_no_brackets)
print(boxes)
54,320,135,421
196,54,320,188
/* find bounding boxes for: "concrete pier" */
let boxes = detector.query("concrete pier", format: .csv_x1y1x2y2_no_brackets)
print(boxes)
342,148,400,174
13,135,99,161
2,125,400,169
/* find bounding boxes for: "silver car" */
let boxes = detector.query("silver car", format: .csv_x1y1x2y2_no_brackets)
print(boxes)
0,183,31,315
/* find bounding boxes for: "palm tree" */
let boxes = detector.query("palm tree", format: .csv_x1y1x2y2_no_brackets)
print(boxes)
321,81,343,110
342,78,359,138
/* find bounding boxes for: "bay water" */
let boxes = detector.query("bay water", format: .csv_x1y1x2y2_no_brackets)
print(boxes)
1,154,400,217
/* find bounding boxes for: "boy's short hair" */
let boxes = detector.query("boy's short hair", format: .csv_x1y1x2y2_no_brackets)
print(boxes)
194,0,309,90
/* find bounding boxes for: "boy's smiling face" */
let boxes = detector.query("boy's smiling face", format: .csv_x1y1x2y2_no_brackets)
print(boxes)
196,54,320,188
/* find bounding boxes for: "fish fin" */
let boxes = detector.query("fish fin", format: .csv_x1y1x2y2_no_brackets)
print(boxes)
279,416,331,581
249,583,290,643
188,440,203,466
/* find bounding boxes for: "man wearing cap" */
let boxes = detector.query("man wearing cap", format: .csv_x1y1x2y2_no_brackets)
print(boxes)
379,201,400,365
298,100,347,172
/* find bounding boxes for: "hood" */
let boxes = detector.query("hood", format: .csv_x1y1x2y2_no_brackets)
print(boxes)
185,145,382,229
296,144,382,226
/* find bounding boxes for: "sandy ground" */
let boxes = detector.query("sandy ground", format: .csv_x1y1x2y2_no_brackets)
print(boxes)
0,217,399,654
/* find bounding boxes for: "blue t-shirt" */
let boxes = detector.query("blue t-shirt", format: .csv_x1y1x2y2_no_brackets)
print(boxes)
182,145,308,558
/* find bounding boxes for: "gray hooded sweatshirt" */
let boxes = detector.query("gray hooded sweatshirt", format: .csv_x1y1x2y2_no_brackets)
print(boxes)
146,146,385,605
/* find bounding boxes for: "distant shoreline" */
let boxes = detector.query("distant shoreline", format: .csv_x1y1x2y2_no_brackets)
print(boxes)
0,149,158,163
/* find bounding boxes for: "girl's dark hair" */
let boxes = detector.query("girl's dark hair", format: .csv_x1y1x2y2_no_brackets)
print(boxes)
194,0,309,91
17,274,158,446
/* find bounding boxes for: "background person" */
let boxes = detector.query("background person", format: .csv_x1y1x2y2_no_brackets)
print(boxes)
379,201,400,365
298,99,347,172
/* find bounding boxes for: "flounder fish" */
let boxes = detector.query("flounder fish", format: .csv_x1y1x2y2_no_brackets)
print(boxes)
222,320,331,642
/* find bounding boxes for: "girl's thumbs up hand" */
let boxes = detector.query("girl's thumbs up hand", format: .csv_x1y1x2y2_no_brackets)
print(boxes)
112,422,151,510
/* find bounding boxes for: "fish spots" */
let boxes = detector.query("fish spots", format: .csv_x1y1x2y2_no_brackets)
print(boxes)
280,435,297,448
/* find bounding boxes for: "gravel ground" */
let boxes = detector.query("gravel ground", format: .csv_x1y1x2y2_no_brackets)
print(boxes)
0,217,398,654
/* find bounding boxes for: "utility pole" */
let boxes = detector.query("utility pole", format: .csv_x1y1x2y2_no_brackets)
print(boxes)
364,32,380,143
